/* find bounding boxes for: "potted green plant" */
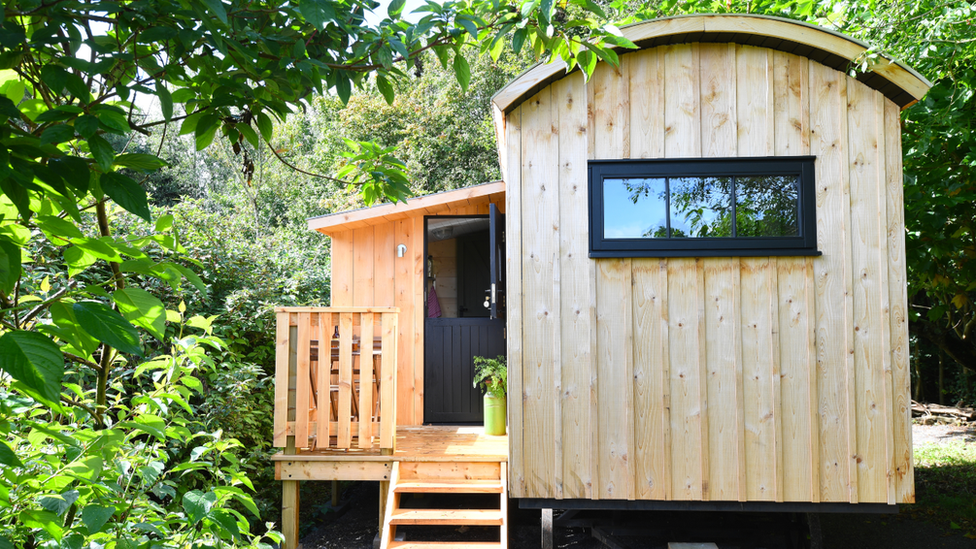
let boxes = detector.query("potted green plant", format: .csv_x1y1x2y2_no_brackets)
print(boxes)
473,355,507,436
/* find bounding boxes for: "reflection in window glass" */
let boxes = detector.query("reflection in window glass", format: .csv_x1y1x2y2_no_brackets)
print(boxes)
735,176,799,237
669,177,733,238
603,178,668,239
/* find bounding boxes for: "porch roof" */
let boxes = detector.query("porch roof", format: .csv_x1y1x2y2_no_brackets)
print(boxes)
307,181,506,235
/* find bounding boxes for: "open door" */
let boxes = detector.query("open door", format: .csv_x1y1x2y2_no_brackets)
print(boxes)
424,214,507,424
489,203,505,320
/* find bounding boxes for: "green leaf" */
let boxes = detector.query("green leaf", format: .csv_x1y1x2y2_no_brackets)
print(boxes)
334,71,351,104
237,123,259,148
298,0,336,28
200,0,228,24
388,0,406,17
376,75,395,105
183,490,216,525
40,124,75,145
50,156,90,193
64,246,96,277
208,508,240,538
0,440,22,468
39,490,78,516
73,302,143,356
114,288,166,341
195,122,219,151
0,331,64,405
456,16,479,38
20,510,62,542
0,239,21,294
50,301,100,358
88,135,115,172
256,112,273,142
80,505,114,535
113,153,166,171
156,82,173,121
118,414,166,440
36,215,84,243
95,109,130,134
155,214,174,232
73,115,99,139
100,172,151,222
171,263,206,292
453,53,471,93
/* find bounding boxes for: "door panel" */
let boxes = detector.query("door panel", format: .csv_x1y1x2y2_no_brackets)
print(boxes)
424,317,506,423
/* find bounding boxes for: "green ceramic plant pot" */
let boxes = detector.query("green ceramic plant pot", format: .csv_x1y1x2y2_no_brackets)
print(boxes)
483,394,507,436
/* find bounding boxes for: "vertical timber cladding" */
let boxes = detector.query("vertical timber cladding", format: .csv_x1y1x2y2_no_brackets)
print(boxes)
508,43,913,504
326,197,505,426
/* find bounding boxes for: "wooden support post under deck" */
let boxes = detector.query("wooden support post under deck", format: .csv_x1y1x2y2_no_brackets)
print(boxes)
282,437,300,549
378,448,394,532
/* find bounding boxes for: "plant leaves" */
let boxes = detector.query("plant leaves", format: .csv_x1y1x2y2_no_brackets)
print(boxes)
376,74,394,105
156,82,173,121
0,239,21,295
453,53,471,93
0,440,22,468
100,172,151,222
200,0,228,24
87,135,115,172
0,331,64,404
113,153,166,171
80,505,114,535
183,490,216,525
113,288,166,341
298,0,336,28
256,112,273,142
73,301,143,356
49,156,90,193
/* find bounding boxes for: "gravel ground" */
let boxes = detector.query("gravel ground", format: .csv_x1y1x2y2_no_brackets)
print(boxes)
299,424,976,549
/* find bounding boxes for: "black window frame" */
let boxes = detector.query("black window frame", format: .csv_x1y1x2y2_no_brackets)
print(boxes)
588,156,820,258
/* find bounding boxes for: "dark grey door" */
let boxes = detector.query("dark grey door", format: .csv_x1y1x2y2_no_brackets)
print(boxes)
424,318,505,423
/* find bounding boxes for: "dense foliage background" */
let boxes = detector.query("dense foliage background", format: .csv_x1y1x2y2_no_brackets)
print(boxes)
0,0,974,547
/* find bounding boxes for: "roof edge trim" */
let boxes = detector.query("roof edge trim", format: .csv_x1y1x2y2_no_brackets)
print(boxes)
492,14,931,113
307,181,506,234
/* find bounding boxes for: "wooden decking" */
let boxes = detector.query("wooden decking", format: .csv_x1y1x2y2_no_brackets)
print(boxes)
274,425,508,481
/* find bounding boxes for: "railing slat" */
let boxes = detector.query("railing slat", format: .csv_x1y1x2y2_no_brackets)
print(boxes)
338,312,354,448
273,311,291,447
316,311,331,446
358,312,375,449
295,312,312,447
381,312,398,449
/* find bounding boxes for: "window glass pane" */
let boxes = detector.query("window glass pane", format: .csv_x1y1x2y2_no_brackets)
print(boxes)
603,178,669,239
669,177,733,237
735,176,800,237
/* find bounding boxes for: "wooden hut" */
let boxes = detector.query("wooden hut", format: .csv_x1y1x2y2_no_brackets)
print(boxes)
272,14,930,549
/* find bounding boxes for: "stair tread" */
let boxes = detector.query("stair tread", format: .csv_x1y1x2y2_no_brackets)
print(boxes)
395,480,503,493
389,508,504,526
388,543,502,549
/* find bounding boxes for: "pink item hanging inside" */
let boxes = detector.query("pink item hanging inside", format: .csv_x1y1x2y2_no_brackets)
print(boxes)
427,286,442,318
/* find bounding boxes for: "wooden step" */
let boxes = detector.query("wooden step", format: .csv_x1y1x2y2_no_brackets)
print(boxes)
394,480,503,494
389,508,504,526
389,543,502,549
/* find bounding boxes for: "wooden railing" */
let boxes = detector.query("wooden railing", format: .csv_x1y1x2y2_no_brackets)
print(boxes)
273,307,398,451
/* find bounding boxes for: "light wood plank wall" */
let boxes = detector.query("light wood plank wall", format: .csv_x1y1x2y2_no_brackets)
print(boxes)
327,195,505,426
502,44,913,504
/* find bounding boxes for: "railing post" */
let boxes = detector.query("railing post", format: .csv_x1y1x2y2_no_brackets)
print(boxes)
273,310,291,447
381,311,398,451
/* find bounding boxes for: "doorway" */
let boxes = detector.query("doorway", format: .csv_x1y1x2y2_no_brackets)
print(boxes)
424,206,506,424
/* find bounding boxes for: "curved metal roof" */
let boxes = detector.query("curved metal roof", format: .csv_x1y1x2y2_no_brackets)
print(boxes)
492,14,931,113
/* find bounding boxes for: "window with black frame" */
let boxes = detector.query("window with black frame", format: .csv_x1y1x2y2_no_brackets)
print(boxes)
588,156,820,258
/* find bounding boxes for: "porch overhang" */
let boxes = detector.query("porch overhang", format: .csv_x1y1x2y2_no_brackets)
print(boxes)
308,181,506,235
